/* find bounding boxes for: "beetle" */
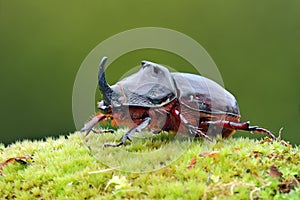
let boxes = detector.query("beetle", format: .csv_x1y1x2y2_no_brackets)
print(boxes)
80,56,275,147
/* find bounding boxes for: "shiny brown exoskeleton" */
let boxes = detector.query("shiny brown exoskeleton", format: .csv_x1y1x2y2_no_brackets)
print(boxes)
81,57,275,147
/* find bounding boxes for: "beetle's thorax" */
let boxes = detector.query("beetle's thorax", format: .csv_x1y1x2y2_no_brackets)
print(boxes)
107,61,178,108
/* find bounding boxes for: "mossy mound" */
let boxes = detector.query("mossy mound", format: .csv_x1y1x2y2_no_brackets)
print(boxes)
0,130,299,199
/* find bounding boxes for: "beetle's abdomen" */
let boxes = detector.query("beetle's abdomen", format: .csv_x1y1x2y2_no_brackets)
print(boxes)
172,73,240,117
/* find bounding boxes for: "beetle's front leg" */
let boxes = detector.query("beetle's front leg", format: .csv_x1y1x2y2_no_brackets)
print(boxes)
90,129,115,134
80,113,111,135
104,117,152,147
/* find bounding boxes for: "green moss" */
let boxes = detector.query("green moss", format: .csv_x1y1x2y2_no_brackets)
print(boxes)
0,131,299,199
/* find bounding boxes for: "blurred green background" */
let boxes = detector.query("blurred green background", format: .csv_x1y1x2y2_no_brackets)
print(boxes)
0,0,299,144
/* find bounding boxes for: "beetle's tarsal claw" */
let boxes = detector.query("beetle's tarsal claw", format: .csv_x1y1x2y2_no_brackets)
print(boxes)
187,125,212,142
197,131,212,142
91,129,98,133
248,126,276,140
80,128,91,136
103,141,124,148
85,130,91,136
90,129,115,134
104,129,115,134
127,135,133,142
206,135,213,142
80,127,92,136
103,131,134,148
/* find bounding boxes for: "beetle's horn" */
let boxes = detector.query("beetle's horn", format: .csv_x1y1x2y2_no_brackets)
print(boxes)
98,56,113,104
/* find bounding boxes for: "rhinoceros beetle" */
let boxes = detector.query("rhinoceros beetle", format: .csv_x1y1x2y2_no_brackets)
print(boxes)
81,57,275,147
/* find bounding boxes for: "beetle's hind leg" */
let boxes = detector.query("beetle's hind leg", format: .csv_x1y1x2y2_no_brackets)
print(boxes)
204,120,276,139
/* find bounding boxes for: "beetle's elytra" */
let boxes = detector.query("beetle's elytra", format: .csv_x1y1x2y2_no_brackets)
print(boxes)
81,57,275,147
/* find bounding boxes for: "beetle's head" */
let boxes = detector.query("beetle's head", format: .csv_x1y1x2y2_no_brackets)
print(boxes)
98,57,176,109
97,100,112,113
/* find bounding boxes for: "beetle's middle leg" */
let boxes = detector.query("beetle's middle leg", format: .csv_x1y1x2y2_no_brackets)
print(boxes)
171,110,212,141
203,120,276,139
104,117,152,147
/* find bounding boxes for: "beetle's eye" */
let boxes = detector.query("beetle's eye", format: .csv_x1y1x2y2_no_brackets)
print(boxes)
153,67,159,74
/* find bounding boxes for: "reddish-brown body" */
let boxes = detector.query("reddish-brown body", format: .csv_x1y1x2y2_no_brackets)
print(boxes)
81,57,275,146
110,99,239,139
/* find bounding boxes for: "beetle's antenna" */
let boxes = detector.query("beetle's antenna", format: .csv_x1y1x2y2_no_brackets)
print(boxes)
98,56,113,104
